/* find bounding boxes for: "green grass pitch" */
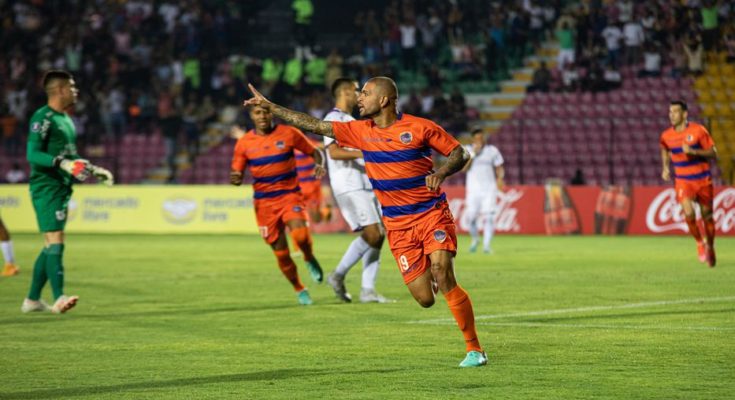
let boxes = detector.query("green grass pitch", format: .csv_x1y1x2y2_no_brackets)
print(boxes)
0,233,733,399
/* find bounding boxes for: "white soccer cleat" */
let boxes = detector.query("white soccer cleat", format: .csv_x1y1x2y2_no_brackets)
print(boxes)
327,272,352,303
359,288,394,304
51,295,79,314
21,298,51,313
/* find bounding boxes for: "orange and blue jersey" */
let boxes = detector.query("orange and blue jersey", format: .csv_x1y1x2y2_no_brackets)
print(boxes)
659,122,715,184
231,124,317,203
331,113,460,230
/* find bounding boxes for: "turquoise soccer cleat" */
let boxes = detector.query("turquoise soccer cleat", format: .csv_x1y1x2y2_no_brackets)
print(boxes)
459,351,488,367
297,289,313,306
305,259,323,283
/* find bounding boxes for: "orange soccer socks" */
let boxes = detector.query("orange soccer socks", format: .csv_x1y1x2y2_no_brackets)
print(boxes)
685,217,703,243
289,227,315,262
703,217,715,247
444,285,482,353
273,249,304,292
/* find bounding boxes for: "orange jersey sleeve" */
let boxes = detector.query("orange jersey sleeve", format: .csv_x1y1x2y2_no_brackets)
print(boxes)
231,137,248,171
291,127,317,156
423,120,461,156
695,124,715,150
331,120,368,149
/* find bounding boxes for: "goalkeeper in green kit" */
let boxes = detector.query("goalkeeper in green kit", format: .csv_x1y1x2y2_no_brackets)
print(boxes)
22,70,114,314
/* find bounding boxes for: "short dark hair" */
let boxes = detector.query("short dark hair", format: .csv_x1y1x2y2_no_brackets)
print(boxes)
331,78,357,97
670,100,688,111
42,70,73,90
471,128,484,136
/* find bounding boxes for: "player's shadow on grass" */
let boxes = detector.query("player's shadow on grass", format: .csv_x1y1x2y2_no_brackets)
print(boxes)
522,307,735,323
0,368,403,399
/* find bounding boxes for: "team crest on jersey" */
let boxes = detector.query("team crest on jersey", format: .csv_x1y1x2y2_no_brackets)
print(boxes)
275,140,285,150
31,122,41,132
433,229,447,243
686,134,693,142
293,205,303,212
399,131,413,144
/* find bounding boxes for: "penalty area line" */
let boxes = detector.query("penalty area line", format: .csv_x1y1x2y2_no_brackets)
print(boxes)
408,296,735,325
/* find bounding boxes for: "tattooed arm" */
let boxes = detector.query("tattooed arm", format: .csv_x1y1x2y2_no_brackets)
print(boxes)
244,84,335,138
425,145,470,192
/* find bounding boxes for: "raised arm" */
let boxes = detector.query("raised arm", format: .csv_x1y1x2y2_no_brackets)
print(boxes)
244,84,334,138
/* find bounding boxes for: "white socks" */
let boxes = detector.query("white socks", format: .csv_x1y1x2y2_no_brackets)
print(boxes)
335,236,371,276
361,246,380,291
1,241,14,264
483,216,495,251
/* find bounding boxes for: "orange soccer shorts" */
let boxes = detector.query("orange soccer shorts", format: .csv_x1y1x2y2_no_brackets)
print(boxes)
675,180,713,208
299,180,323,210
254,192,308,244
386,202,458,284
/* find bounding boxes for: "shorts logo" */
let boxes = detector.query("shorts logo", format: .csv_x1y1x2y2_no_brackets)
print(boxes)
55,210,66,221
293,205,303,212
31,122,41,132
433,229,447,243
399,132,412,144
275,140,285,150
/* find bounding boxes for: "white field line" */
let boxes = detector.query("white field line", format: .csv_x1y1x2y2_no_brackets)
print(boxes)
408,296,735,325
474,322,735,331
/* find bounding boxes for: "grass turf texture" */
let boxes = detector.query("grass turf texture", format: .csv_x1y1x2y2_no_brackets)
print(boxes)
0,233,733,399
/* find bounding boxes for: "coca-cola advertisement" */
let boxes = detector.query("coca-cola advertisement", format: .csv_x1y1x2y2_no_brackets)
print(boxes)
447,185,734,236
312,185,735,236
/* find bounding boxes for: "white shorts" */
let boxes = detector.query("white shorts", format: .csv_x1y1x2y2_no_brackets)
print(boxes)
335,190,382,231
464,191,498,221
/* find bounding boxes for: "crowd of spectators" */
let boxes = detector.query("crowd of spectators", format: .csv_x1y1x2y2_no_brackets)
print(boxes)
1,0,571,168
528,0,735,94
9,1,732,181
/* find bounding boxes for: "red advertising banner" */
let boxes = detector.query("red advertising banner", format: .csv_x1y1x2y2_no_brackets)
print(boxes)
312,185,735,236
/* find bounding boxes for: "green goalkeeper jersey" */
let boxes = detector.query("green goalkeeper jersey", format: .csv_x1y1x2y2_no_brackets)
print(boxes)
27,105,81,188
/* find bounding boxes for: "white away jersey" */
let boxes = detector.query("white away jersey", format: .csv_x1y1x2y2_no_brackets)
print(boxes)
465,144,504,195
323,108,372,196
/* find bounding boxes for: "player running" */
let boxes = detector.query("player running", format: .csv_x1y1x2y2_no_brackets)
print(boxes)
244,77,487,367
323,78,390,304
462,129,505,254
230,104,326,305
660,100,718,267
23,70,114,314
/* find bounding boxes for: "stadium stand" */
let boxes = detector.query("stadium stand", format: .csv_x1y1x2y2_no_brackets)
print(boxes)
1,0,733,185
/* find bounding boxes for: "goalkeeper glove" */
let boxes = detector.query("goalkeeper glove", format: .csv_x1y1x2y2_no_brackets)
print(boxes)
88,164,114,186
54,157,90,181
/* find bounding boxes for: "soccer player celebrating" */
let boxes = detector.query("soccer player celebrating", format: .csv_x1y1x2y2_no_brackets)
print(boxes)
23,70,114,314
323,78,390,304
230,104,326,305
1,216,20,276
244,77,487,367
462,129,505,253
660,100,718,267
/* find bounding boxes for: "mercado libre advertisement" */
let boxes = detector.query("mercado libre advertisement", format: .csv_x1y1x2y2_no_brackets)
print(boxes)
0,185,258,234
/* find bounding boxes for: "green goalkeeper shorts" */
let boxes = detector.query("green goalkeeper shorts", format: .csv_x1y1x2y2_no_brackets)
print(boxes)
30,184,73,232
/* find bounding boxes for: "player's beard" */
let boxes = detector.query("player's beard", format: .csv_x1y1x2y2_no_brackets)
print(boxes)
359,105,379,119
